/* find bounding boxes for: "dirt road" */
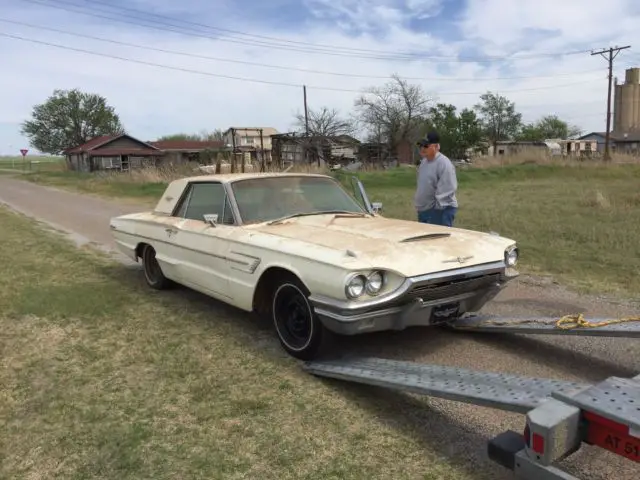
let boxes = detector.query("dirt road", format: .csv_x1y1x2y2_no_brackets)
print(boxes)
1,175,638,479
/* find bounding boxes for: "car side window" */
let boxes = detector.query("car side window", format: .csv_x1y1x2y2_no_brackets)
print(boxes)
173,182,235,225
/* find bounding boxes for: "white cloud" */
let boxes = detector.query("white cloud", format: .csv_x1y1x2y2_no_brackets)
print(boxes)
0,0,638,154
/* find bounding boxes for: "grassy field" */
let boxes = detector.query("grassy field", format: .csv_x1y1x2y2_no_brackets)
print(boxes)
0,205,474,480
19,159,640,298
0,155,64,173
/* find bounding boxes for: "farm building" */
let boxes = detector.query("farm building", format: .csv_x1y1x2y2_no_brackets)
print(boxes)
551,138,598,157
64,135,228,172
148,139,225,164
221,127,278,165
577,132,640,155
488,140,556,156
63,134,162,172
270,133,360,166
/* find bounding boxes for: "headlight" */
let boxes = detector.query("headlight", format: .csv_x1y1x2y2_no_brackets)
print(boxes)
345,274,366,298
505,246,519,267
366,271,384,295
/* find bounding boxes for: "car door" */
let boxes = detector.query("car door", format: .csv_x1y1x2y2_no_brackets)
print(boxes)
167,181,236,301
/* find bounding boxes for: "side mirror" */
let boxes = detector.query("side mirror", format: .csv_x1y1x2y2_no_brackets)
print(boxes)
371,202,383,214
203,213,219,227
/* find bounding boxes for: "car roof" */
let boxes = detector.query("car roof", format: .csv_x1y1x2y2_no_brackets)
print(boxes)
154,172,335,215
184,172,332,183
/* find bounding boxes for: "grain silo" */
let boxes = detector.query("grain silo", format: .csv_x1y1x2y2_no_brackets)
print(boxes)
613,67,640,133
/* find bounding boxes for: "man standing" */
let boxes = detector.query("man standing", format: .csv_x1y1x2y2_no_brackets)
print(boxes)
414,131,458,227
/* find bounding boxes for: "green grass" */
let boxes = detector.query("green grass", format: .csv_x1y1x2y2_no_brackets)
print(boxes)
23,170,167,201
340,163,640,296
0,155,65,173
21,162,640,297
0,206,471,480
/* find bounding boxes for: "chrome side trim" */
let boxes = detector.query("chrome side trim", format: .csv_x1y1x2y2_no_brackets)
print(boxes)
230,251,261,273
307,261,507,313
116,230,249,266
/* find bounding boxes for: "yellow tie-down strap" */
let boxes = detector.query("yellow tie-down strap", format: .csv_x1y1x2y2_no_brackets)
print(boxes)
459,313,640,330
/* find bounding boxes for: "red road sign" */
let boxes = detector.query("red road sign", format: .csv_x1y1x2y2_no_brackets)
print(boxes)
20,149,28,156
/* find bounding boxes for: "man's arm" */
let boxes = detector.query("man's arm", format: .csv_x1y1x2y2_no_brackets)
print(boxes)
434,161,457,208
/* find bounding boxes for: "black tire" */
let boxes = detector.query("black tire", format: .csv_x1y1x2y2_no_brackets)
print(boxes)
141,245,171,290
272,276,326,360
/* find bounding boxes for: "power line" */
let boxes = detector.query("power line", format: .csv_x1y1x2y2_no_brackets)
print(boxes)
0,18,606,82
0,31,604,96
20,0,598,63
590,45,631,160
72,0,598,60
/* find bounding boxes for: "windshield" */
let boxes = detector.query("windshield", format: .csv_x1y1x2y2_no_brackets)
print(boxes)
231,175,367,224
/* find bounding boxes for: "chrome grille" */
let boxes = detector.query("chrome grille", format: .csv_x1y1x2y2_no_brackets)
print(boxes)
406,273,501,302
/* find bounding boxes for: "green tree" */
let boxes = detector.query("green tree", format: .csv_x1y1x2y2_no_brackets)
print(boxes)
422,103,483,158
21,88,125,154
157,129,224,142
517,115,582,141
474,92,522,155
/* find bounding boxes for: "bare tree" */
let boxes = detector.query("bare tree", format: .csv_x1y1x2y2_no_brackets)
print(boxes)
293,106,356,137
353,74,432,157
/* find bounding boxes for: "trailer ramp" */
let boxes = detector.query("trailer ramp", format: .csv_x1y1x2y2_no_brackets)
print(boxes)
449,313,640,337
302,357,588,414
303,358,640,479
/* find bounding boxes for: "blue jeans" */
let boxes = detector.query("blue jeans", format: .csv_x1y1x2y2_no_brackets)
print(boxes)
417,206,457,227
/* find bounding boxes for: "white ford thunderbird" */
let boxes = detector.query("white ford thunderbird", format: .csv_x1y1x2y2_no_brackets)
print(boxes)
110,172,519,360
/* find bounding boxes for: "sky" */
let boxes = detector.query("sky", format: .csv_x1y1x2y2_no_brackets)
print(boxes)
1,0,640,155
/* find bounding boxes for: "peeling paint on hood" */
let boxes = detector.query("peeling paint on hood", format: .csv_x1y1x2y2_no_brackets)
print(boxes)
249,214,515,277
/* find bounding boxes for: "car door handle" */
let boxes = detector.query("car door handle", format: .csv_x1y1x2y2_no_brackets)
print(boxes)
165,227,178,235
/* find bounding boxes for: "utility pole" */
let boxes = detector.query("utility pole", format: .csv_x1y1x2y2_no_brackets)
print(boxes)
303,85,309,136
591,45,631,161
303,85,310,165
230,127,237,173
241,128,246,173
259,128,265,172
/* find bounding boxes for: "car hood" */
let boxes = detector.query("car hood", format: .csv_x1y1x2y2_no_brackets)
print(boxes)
248,214,515,277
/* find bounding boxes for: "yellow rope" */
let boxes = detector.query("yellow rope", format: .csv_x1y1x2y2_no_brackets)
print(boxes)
455,313,640,330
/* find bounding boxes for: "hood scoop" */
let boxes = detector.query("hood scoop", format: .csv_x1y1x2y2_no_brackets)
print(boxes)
400,232,451,243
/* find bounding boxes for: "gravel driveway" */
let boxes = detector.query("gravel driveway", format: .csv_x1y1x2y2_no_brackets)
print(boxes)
1,175,638,480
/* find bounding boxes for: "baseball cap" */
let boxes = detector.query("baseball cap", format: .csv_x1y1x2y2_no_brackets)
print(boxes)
416,131,440,147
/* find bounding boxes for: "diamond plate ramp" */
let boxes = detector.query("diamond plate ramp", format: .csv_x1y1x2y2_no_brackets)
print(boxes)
552,375,640,436
303,357,589,414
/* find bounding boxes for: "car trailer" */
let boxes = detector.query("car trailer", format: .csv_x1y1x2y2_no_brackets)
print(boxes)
303,314,640,479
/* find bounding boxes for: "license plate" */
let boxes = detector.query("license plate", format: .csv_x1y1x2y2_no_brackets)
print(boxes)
430,302,460,324
587,423,640,463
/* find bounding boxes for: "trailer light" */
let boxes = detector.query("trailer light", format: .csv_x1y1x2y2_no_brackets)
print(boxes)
532,433,545,454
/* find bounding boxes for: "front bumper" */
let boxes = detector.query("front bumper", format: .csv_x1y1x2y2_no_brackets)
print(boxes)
310,263,518,336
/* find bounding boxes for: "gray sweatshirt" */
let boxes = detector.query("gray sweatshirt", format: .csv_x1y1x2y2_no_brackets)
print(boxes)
414,152,458,211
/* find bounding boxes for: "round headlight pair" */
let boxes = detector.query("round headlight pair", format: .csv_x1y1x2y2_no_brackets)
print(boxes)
505,247,519,267
345,271,384,298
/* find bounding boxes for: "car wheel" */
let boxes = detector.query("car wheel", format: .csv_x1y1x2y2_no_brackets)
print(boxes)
272,276,326,361
141,245,171,290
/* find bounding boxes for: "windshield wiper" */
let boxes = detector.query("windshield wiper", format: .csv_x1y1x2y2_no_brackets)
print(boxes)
267,210,368,225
